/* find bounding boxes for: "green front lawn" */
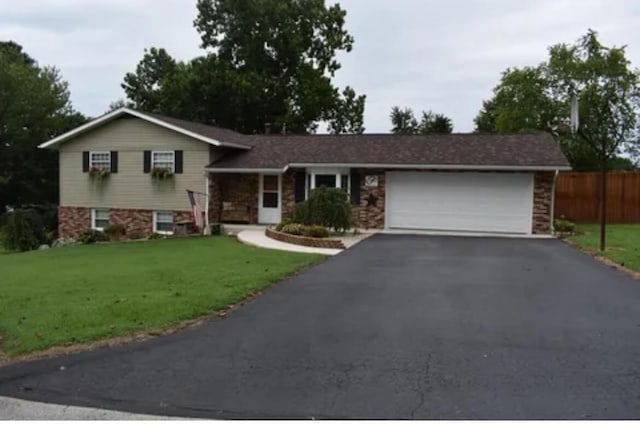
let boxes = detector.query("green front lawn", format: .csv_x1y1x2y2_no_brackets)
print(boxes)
569,224,640,273
0,237,321,356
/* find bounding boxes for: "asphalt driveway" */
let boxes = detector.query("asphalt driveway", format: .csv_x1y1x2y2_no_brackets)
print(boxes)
1,235,640,419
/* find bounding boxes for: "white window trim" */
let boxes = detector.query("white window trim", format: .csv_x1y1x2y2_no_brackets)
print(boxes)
153,211,174,235
91,208,109,231
151,150,176,172
89,151,111,169
305,167,350,198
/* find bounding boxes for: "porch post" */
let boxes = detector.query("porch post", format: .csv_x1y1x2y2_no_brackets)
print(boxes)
204,171,210,235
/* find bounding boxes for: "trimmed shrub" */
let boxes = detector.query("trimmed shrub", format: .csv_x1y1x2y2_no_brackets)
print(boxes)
303,225,329,238
280,223,305,236
554,218,575,234
104,224,126,241
77,229,109,244
293,187,352,232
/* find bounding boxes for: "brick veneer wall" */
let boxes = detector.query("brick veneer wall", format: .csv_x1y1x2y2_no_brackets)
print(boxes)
265,227,345,249
208,173,259,224
282,171,296,219
58,206,194,239
209,169,556,235
532,171,554,234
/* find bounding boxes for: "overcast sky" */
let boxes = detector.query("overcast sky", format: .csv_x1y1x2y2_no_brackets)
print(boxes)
1,0,639,132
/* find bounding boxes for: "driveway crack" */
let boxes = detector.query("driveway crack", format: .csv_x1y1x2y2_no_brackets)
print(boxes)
410,354,431,418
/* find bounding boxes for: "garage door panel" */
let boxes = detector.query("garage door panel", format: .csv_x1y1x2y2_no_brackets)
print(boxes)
386,172,533,234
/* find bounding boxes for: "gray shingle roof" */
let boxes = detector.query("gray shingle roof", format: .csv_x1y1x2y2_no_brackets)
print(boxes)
207,132,571,170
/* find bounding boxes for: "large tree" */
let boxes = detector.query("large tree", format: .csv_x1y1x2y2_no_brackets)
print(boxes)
123,0,365,134
390,107,453,134
474,36,638,173
474,66,563,133
549,30,640,250
0,41,86,211
475,30,640,249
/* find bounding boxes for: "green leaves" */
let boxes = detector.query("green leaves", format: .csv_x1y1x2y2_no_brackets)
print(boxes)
124,0,363,135
0,42,86,211
474,30,640,171
390,107,453,134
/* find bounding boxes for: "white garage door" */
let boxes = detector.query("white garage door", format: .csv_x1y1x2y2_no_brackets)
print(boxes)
386,172,534,234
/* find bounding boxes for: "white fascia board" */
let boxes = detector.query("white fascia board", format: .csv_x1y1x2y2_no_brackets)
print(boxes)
204,168,283,173
39,107,251,150
284,163,571,172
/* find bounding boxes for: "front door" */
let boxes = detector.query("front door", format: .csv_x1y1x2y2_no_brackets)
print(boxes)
258,174,281,224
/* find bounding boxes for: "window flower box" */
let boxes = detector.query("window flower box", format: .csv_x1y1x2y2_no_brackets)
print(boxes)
88,167,110,180
151,167,174,180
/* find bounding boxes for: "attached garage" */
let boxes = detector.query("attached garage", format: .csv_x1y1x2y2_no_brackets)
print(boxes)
386,172,534,234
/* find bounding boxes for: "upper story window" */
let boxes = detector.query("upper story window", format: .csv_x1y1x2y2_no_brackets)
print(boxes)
152,151,175,172
89,151,111,170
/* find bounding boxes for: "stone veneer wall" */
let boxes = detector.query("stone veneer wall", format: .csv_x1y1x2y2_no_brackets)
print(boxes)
58,206,193,239
58,206,91,238
532,171,554,234
355,170,386,229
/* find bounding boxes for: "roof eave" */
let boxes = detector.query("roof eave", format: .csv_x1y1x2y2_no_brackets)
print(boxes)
38,107,251,150
204,167,284,173
283,163,572,172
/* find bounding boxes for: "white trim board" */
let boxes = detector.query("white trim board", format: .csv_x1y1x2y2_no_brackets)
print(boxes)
208,163,570,174
380,229,554,239
284,163,571,172
39,107,251,150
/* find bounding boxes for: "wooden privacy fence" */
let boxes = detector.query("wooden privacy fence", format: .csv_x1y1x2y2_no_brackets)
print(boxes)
554,172,640,223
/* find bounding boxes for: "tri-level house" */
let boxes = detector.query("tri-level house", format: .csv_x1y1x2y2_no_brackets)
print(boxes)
40,108,571,238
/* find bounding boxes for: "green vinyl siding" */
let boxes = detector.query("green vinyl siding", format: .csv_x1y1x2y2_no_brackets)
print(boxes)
59,117,214,211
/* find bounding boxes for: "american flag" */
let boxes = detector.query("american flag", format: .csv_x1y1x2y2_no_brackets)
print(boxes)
187,190,204,231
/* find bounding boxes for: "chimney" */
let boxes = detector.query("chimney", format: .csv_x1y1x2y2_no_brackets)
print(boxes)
264,123,271,135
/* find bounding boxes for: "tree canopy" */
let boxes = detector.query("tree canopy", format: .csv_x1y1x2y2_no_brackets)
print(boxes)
123,0,365,134
474,30,639,171
390,107,453,134
0,41,86,211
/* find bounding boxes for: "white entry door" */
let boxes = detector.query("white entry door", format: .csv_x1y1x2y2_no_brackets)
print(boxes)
258,174,281,224
386,172,534,234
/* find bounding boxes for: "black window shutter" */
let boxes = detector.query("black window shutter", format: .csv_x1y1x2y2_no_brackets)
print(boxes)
110,151,118,173
294,172,306,203
174,150,183,174
143,151,151,173
350,170,361,205
82,151,90,172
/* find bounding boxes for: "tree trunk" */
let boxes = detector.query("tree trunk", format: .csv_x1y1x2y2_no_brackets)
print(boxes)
599,158,607,251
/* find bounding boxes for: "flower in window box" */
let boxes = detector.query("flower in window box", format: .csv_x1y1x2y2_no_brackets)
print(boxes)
88,166,110,180
151,167,174,180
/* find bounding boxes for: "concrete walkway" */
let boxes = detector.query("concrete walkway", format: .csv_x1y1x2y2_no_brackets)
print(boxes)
0,396,173,420
237,229,342,255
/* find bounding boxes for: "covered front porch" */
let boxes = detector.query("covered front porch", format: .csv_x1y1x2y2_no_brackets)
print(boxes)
207,167,377,226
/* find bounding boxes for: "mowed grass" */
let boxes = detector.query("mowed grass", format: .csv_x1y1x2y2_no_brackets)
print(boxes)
569,224,640,273
0,237,322,356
